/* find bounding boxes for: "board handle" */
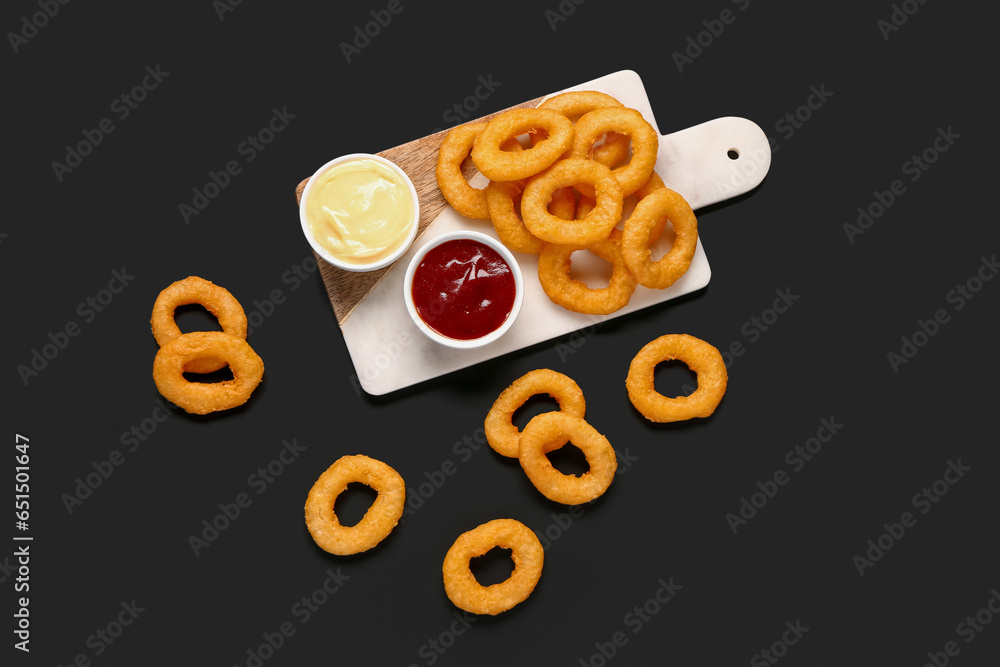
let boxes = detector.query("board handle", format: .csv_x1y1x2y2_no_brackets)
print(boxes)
657,116,771,210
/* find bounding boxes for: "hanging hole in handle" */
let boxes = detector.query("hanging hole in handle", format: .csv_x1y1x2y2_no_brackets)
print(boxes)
727,148,740,160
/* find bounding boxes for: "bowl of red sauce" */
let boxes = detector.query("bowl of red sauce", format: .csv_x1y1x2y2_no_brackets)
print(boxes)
403,230,523,348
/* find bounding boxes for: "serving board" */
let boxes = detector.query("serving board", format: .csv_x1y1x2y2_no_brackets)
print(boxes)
295,70,771,395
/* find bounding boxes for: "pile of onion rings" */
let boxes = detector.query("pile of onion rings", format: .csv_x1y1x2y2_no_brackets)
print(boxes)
485,368,586,458
485,368,617,505
435,91,700,316
150,276,264,414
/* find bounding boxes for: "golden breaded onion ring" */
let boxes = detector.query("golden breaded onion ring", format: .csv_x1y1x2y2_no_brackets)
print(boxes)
622,187,699,290
152,331,263,414
522,158,622,246
150,276,247,374
484,369,586,458
304,454,405,556
485,179,542,254
435,123,491,220
537,229,637,315
538,90,630,167
442,518,543,615
625,334,728,423
571,107,658,197
471,108,574,181
518,412,618,505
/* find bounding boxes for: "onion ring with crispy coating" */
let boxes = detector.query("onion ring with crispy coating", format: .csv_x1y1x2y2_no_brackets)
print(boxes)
436,123,491,220
622,187,698,289
152,331,264,414
634,169,666,199
442,518,543,615
150,276,247,373
537,90,630,167
522,158,622,246
518,412,618,505
485,369,586,458
537,229,637,315
485,179,542,254
625,334,728,422
304,454,406,556
471,108,574,181
436,126,524,220
571,107,658,197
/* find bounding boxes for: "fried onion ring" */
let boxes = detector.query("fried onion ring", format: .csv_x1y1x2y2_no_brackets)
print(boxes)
152,331,264,414
518,412,618,505
622,187,698,289
150,276,248,373
436,123,491,220
485,369,586,458
571,107,658,197
522,158,622,246
471,108,574,181
442,518,543,615
537,229,637,315
304,454,406,556
538,90,630,167
625,334,728,422
485,179,542,254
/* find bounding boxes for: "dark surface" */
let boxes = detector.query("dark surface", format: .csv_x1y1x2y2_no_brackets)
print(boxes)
4,1,998,665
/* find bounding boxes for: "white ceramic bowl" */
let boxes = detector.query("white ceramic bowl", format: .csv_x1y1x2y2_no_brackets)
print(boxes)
299,153,420,272
403,230,523,349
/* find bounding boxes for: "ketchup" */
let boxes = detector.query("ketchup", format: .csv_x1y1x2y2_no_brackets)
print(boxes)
411,239,516,340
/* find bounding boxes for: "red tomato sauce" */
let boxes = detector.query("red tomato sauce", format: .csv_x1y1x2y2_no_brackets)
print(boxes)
411,239,516,340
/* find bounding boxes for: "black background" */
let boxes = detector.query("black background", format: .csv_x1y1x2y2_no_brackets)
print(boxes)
4,0,999,665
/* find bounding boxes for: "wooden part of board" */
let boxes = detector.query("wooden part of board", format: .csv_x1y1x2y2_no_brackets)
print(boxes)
294,95,546,325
